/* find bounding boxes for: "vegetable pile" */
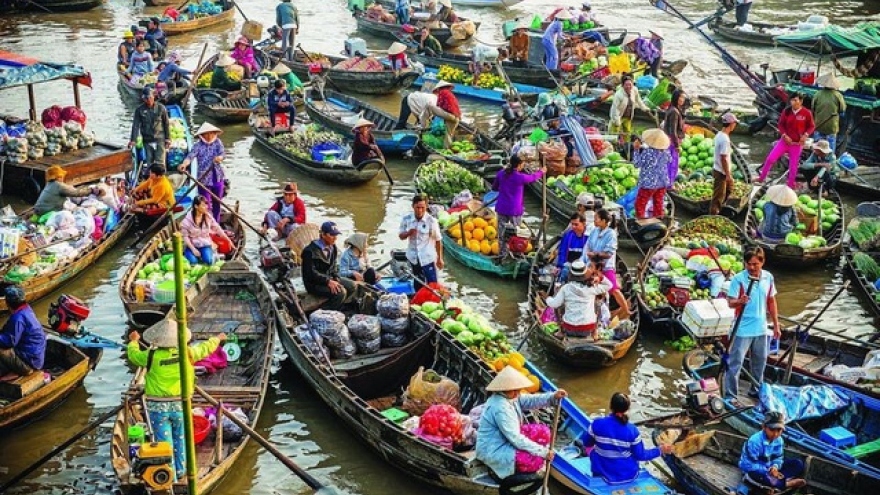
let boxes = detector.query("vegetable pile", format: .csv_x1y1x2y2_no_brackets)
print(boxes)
754,193,841,249
413,300,515,363
419,404,464,443
415,159,485,201
134,249,226,301
545,152,638,201
672,132,751,201
267,125,346,161
848,218,880,250
435,65,507,89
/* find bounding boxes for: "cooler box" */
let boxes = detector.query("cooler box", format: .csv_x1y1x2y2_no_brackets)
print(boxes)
345,38,367,57
819,427,856,448
681,299,735,338
377,277,415,295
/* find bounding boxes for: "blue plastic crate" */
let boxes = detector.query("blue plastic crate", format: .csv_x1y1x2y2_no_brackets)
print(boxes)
819,426,856,449
376,277,414,295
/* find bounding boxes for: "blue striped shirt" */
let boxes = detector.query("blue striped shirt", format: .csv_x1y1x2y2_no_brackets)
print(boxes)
583,415,660,483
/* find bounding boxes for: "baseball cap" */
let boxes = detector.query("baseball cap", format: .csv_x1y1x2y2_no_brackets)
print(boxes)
721,112,740,125
320,221,341,236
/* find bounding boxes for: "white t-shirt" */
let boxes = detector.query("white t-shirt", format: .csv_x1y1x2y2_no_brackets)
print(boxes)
713,131,732,175
399,212,442,266
407,92,439,121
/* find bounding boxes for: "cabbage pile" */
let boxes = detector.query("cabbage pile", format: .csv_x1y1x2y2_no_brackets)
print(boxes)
545,152,638,201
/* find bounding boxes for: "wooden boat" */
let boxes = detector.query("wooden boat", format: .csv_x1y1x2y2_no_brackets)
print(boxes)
0,336,100,431
278,51,419,96
305,89,419,154
654,426,876,495
0,0,102,13
527,235,639,368
142,0,175,5
249,115,385,184
417,122,506,179
683,348,880,479
118,204,247,329
410,51,559,88
161,5,235,36
0,211,135,313
118,72,189,106
110,262,276,495
191,51,279,123
837,168,880,199
709,18,827,54
354,12,479,48
843,212,880,325
668,124,754,217
743,183,844,266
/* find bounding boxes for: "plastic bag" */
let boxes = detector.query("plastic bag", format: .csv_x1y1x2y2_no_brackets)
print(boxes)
380,316,409,335
354,336,381,354
381,332,409,348
41,105,63,129
296,324,330,359
515,423,551,473
377,293,409,319
330,339,356,359
347,314,381,339
401,367,460,416
60,106,87,129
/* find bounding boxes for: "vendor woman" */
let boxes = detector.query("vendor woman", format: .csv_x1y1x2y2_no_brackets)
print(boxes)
34,166,103,215
476,366,567,487
760,184,798,242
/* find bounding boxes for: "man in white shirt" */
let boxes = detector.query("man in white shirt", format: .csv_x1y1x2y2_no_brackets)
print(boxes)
711,112,739,215
395,91,439,130
399,194,444,290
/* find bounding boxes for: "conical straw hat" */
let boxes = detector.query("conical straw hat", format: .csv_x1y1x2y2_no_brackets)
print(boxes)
144,319,191,348
486,365,534,392
766,184,798,207
642,128,671,149
195,122,223,137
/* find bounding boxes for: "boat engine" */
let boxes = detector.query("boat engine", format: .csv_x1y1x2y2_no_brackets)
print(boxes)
260,246,289,284
682,378,724,418
48,294,91,335
132,441,174,491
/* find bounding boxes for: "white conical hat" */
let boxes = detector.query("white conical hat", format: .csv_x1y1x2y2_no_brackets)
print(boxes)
352,118,374,129
486,365,534,392
388,42,408,55
642,128,670,149
766,184,798,207
272,62,291,75
215,53,235,67
195,122,223,137
144,319,191,348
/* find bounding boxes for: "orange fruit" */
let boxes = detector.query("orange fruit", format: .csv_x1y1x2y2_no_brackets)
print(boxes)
472,228,485,241
473,217,488,229
480,240,492,255
449,226,462,239
463,220,475,232
491,241,500,255
464,230,473,241
468,240,481,252
508,351,526,369
485,226,497,240
525,374,541,393
525,242,533,253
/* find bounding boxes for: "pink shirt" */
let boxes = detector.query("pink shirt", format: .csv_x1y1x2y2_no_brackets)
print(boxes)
181,214,224,248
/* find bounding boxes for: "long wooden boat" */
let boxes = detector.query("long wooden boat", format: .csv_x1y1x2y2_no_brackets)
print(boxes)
743,183,844,266
249,115,385,184
0,336,99,431
0,0,102,13
111,262,276,495
668,124,754,217
118,204,247,329
305,89,419,154
354,12,479,48
527,235,639,368
410,51,559,88
161,5,235,36
0,211,135,313
418,122,505,179
117,72,189,106
654,426,876,495
441,230,532,279
836,168,880,199
843,212,880,325
708,18,825,54
278,51,419,96
683,348,880,480
191,51,276,123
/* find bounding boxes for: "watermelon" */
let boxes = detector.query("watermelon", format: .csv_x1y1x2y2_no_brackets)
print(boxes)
605,152,622,162
798,194,811,204
785,232,802,245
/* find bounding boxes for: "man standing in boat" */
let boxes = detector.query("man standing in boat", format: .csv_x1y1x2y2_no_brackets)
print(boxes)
399,194,444,291
129,88,170,169
711,112,739,215
0,286,45,377
276,0,299,62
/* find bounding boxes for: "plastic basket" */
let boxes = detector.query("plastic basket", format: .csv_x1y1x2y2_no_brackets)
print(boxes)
380,407,410,423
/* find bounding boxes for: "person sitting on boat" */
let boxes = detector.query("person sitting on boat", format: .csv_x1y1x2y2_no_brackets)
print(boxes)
352,119,385,167
145,17,167,60
493,155,545,259
475,366,566,489
302,221,360,311
580,2,599,24
339,232,378,284
542,10,571,71
394,0,411,25
509,22,530,66
399,194,444,291
395,90,438,130
585,208,631,320
129,88,170,168
556,212,589,277
0,285,46,377
811,73,846,153
427,81,461,147
276,0,300,62
179,123,227,222
118,31,136,71
262,182,306,241
387,42,411,76
756,93,814,189
418,27,443,56
546,260,611,339
633,129,671,220
126,41,155,79
760,184,798,242
609,75,651,138
267,79,296,133
272,63,303,92
231,36,259,79
431,0,458,25
581,393,674,483
181,196,233,265
801,139,838,191
131,165,175,216
127,321,226,481
739,411,807,492
575,195,598,230
156,51,191,94
33,166,103,216
210,53,241,92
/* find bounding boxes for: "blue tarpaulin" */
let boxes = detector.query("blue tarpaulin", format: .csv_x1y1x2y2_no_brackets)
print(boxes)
758,382,851,423
0,50,88,91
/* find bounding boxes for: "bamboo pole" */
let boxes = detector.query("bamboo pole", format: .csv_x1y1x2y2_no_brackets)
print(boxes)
173,232,199,495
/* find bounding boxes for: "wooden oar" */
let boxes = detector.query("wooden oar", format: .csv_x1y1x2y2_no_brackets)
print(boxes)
0,233,83,266
541,400,563,495
179,170,272,245
231,0,249,22
182,43,209,105
195,386,339,494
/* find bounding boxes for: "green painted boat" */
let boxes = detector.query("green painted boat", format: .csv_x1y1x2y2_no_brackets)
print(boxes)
441,233,532,279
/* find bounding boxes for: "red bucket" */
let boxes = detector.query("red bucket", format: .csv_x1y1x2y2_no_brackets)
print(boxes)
798,69,816,85
193,415,211,444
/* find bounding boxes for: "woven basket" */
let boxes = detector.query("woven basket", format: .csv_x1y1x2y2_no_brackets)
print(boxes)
286,223,321,265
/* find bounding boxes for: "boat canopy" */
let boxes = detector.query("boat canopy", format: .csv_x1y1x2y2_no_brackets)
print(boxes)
774,23,880,55
0,50,90,91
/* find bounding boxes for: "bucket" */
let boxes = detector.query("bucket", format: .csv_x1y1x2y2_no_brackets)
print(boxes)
241,20,263,41
798,69,816,85
193,415,211,444
128,424,146,444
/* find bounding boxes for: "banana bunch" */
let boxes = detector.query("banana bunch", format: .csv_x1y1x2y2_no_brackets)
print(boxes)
196,72,213,88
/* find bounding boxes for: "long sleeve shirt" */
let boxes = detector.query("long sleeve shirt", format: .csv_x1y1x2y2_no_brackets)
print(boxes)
739,430,784,474
145,27,167,48
509,32,530,61
492,168,543,217
407,92,438,127
267,89,294,114
436,89,461,119
127,51,155,76
633,147,671,190
546,278,612,327
583,415,661,483
263,197,307,226
126,337,220,399
556,230,588,267
0,305,46,370
352,131,381,166
276,2,299,27
133,175,175,208
777,107,815,143
662,107,685,147
761,203,797,240
811,89,847,135
34,180,94,215
130,102,170,143
609,86,649,125
475,392,557,479
802,151,838,179
301,239,340,293
231,46,259,73
542,20,563,44
339,248,370,278
186,139,226,187
181,213,224,249
158,62,192,82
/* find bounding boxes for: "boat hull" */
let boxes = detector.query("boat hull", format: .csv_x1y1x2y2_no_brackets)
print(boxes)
161,7,235,36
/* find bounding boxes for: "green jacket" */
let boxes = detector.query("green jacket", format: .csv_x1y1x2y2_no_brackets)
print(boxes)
127,337,220,398
811,88,847,135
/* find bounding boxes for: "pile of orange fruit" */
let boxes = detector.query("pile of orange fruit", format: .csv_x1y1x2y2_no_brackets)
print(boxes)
492,351,541,393
447,215,533,256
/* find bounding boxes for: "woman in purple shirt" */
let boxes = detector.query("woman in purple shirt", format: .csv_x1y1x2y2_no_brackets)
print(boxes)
179,123,226,221
492,156,545,257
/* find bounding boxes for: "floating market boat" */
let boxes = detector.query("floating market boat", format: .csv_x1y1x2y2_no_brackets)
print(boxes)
743,183,844,266
417,121,506,179
160,4,235,36
0,335,100,431
842,208,880,325
278,50,419,95
353,12,479,48
142,0,175,5
117,72,189,106
527,234,640,368
111,262,276,495
248,115,386,184
305,89,419,154
410,68,543,105
653,426,876,495
118,204,246,329
708,18,825,52
0,0,102,13
191,51,277,123
668,125,754,217
409,51,560,88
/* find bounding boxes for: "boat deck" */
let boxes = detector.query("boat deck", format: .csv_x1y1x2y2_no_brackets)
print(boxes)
1,142,131,188
837,168,880,198
681,450,741,492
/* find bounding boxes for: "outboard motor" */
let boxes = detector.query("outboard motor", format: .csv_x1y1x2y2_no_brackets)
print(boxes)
260,246,289,284
48,294,91,335
682,379,725,418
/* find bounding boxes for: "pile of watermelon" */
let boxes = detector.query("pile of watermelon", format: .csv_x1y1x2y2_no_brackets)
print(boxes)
545,152,639,201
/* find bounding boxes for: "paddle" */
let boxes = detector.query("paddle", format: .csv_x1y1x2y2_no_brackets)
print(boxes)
720,275,759,375
182,43,209,105
195,386,339,494
231,0,249,22
540,400,563,495
0,233,83,266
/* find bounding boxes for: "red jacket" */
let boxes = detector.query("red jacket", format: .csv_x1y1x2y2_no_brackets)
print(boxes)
263,196,306,226
777,107,815,143
436,89,461,119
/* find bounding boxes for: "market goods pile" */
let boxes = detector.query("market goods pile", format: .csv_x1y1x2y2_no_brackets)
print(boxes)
435,65,506,89
852,253,880,304
672,133,750,201
132,247,227,303
442,207,534,256
1,110,95,164
162,0,222,22
415,159,485,200
421,129,488,162
165,117,189,169
267,125,347,162
755,193,840,249
334,57,385,72
545,152,638,201
848,218,880,251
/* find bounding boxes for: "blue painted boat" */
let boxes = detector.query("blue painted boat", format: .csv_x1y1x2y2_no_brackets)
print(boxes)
165,104,196,208
526,361,677,495
305,89,419,154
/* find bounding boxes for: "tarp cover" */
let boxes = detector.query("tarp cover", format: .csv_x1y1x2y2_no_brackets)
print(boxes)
774,23,880,54
0,51,87,90
758,382,851,423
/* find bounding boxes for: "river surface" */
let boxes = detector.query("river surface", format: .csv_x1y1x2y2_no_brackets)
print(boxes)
1,0,879,493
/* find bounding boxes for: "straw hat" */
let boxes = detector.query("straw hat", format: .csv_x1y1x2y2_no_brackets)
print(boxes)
433,80,454,91
554,9,573,20
486,365,534,392
46,165,67,181
649,28,664,39
388,42,408,55
215,53,235,67
352,118,375,130
621,33,640,46
272,62,291,75
514,20,530,31
813,139,832,154
817,73,840,90
569,260,588,280
144,319,191,349
235,35,250,46
438,0,452,8
195,122,223,137
766,184,798,207
642,128,671,150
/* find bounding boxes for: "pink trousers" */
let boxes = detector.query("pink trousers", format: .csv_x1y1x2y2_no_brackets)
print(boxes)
758,140,803,188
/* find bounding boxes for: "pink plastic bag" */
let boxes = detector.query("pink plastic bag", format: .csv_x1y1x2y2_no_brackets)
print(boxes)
41,105,63,129
91,216,104,240
412,427,454,450
60,106,87,129
194,346,228,374
540,306,557,324
515,423,552,473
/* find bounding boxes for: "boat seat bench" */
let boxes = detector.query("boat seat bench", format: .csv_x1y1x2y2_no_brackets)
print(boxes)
845,437,880,458
0,371,44,399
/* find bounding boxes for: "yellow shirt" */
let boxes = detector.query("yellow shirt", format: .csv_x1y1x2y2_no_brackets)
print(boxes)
134,176,175,208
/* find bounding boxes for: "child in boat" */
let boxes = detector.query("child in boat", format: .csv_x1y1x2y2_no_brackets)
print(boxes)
127,41,155,79
738,411,807,493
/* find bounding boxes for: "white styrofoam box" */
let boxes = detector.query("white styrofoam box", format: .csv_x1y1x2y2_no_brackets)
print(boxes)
681,299,734,338
344,38,367,58
682,311,729,338
709,298,735,331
